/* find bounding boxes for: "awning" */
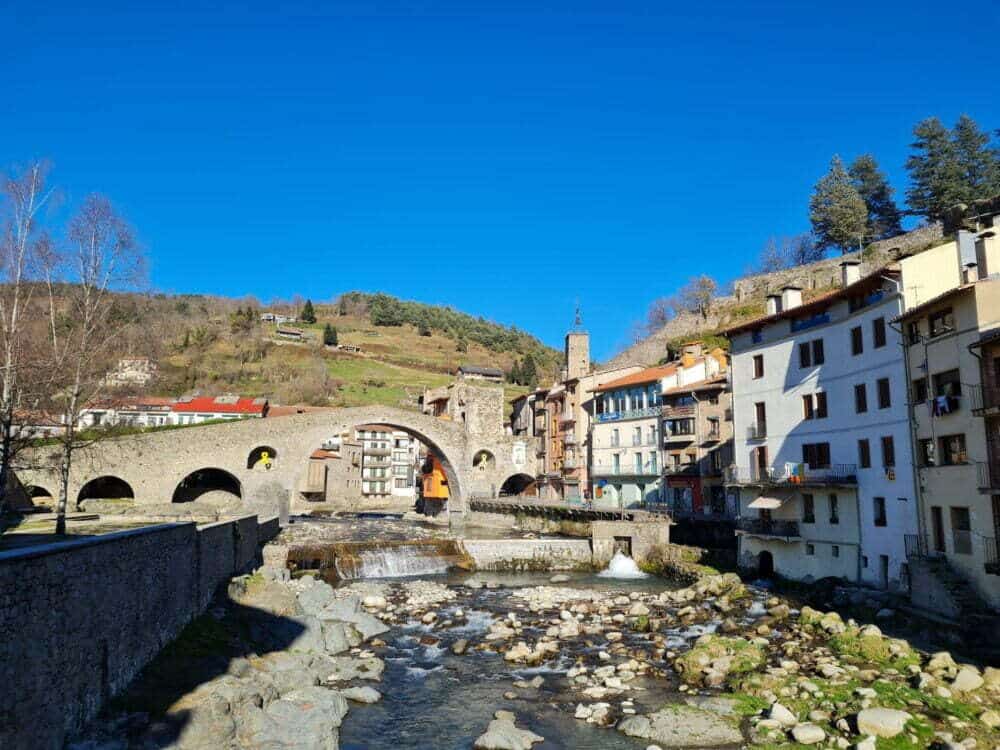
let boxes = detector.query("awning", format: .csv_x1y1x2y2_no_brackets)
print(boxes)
748,495,785,510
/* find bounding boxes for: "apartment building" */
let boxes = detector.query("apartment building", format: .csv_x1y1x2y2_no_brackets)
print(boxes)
898,228,1000,608
725,265,921,588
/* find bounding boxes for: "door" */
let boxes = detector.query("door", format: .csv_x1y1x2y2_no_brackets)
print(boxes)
753,446,768,481
931,506,945,552
879,555,889,590
758,550,774,578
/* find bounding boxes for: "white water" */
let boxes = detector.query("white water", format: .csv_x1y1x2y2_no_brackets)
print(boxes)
336,545,451,579
596,551,649,579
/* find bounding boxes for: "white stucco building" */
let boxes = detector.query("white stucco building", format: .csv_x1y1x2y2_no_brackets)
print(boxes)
724,263,919,589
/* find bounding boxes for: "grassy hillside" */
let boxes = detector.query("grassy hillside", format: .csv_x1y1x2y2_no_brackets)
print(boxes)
130,292,549,409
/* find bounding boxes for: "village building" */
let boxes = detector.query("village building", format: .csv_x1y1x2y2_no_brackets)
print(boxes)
170,395,270,424
457,365,505,383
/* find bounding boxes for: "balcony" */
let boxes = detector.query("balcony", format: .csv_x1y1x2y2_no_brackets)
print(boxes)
596,406,660,423
726,463,858,487
662,404,696,419
747,423,767,441
790,312,830,333
976,462,1000,492
663,424,696,443
703,426,722,443
985,537,1000,575
736,517,801,539
562,457,579,470
563,433,578,446
970,384,1000,416
592,462,659,478
365,446,391,456
664,463,700,476
559,411,576,425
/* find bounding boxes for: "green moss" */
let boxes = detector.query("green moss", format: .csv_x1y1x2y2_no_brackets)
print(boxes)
675,636,765,683
828,629,919,670
872,717,935,749
724,692,770,716
632,615,650,632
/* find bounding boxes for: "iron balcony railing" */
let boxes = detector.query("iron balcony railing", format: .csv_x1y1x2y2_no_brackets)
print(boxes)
662,404,696,419
704,426,722,442
596,406,661,423
970,383,1000,415
747,422,767,440
726,464,858,486
976,462,1000,491
904,533,930,559
985,537,1000,575
592,462,659,477
736,518,800,538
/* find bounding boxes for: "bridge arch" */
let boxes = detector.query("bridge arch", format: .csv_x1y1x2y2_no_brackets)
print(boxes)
78,476,135,505
173,468,242,504
499,473,535,497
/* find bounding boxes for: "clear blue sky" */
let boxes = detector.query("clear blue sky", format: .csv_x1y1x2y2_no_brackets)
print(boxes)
3,1,999,360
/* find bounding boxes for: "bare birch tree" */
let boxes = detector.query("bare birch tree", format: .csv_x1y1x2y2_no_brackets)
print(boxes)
0,163,53,511
40,195,145,533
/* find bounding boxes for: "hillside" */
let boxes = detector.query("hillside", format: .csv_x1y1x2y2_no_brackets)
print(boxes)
115,292,559,409
609,223,944,367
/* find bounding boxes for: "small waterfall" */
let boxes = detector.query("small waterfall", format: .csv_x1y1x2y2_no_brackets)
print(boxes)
337,544,452,579
597,551,649,579
288,540,468,581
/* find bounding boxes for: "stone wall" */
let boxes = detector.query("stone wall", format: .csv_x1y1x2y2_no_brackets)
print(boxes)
460,538,593,571
0,514,279,750
591,520,671,567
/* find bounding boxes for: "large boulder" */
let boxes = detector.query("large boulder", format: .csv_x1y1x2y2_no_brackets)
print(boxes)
617,704,743,747
474,711,544,750
317,596,390,641
673,636,764,686
236,686,347,750
856,708,912,738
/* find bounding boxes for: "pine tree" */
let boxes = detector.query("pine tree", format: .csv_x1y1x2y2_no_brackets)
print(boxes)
323,323,338,346
301,299,317,324
905,117,965,222
848,154,902,241
521,354,537,388
952,114,1000,203
810,155,869,252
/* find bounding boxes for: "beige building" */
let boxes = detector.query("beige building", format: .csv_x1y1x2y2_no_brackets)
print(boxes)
898,230,1000,609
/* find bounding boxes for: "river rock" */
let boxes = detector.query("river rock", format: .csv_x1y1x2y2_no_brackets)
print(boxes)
322,621,360,654
248,652,321,693
322,655,385,683
549,574,570,583
769,703,797,727
341,686,382,703
617,704,743,747
297,579,337,615
856,708,912,738
452,638,469,655
474,711,544,749
317,596,390,641
791,723,826,744
236,686,347,750
951,667,984,692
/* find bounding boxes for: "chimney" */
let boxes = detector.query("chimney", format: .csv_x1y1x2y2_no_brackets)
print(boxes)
976,231,998,279
765,294,782,316
840,260,861,287
963,262,979,284
681,341,705,358
780,285,803,311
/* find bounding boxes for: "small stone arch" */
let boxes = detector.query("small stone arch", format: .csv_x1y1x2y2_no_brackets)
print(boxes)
499,473,535,497
247,445,278,471
473,449,496,473
77,475,136,505
173,468,242,504
25,485,54,500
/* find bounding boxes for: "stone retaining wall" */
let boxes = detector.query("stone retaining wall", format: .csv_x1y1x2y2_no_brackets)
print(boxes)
0,513,279,750
460,538,593,571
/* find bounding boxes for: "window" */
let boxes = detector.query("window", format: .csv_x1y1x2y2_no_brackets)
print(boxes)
803,494,815,524
918,438,936,467
752,354,764,379
912,378,928,403
873,317,887,348
939,434,967,465
851,326,863,355
806,544,815,556
803,393,828,420
928,308,954,338
648,451,658,473
855,383,868,413
832,545,840,558
862,555,869,568
753,402,766,435
858,439,871,468
877,378,891,409
803,395,814,420
802,442,831,468
874,497,887,527
829,494,840,524
710,449,723,473
816,392,827,418
881,436,895,467
799,342,811,368
933,369,962,399
906,321,920,344
812,339,825,365
634,453,642,473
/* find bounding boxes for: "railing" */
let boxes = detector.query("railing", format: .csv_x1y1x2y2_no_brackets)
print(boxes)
664,463,700,476
662,404,696,419
970,383,1000,415
736,518,800,538
664,424,696,442
904,533,929,559
985,537,1000,575
790,312,830,333
596,406,661,423
704,427,721,442
726,463,858,486
747,422,767,440
592,462,659,477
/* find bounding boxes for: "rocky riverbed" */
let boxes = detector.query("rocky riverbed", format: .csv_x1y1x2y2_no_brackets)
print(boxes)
73,556,1000,749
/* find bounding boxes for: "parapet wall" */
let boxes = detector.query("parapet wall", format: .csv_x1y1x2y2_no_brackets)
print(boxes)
0,514,280,750
461,538,593,571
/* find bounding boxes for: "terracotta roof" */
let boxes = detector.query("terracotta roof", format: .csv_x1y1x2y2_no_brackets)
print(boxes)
893,282,977,323
590,363,680,394
86,396,175,410
660,375,728,397
721,267,900,337
171,397,268,415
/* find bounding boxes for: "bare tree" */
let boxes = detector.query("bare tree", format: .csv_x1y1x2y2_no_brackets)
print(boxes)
673,275,717,321
0,163,53,510
40,195,145,533
756,233,822,273
645,296,674,333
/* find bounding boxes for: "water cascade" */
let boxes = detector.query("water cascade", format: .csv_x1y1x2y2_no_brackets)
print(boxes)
288,540,469,581
596,551,649,579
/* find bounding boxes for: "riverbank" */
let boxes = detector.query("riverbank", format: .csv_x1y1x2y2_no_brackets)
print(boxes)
73,545,1000,749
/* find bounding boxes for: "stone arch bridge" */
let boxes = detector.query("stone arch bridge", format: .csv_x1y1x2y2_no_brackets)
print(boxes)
16,406,538,516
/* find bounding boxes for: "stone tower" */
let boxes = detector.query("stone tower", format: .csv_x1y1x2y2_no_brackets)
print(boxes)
565,305,590,381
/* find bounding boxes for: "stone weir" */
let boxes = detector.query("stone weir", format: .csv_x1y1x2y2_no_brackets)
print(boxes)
460,538,594,571
287,539,472,580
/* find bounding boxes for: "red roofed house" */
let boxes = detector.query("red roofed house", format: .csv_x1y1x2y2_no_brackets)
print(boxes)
170,395,270,425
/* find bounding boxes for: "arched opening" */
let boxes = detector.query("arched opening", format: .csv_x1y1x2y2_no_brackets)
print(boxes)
499,473,536,497
25,485,54,500
473,449,495,473
247,445,278,471
758,550,774,578
78,476,135,505
172,468,242,504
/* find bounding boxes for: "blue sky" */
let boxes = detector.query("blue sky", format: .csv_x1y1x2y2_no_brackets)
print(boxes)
3,1,999,361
